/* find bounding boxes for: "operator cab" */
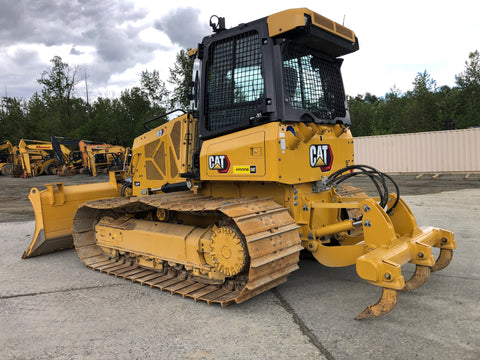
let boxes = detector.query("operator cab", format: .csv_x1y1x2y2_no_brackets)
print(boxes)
191,8,359,140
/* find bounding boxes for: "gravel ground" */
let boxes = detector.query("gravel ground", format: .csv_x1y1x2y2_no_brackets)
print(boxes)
0,172,479,359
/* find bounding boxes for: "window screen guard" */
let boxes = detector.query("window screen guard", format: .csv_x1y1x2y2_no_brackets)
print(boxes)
205,31,264,131
282,43,347,121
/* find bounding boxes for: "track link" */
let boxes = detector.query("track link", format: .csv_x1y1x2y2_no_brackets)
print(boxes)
72,191,302,306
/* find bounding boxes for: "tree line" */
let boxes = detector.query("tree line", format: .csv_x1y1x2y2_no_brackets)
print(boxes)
0,50,193,147
349,51,480,136
1,50,479,147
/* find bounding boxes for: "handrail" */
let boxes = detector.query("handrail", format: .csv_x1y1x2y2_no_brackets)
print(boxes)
143,109,186,130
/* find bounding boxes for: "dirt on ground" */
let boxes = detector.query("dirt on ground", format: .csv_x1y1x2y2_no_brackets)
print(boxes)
0,172,479,223
0,173,109,223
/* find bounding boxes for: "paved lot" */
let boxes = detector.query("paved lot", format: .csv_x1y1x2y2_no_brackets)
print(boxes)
0,175,479,359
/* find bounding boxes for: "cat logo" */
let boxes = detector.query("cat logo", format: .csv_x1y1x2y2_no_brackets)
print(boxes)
309,144,333,171
208,155,230,173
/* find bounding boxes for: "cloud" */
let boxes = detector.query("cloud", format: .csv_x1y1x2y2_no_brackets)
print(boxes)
0,45,45,97
0,0,170,98
70,47,83,56
0,0,149,46
2,0,479,101
154,7,210,49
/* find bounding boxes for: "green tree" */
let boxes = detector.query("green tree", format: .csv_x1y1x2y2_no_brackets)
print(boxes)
26,93,50,139
0,97,28,142
405,70,438,132
168,49,194,109
38,56,80,100
348,94,377,136
453,51,480,128
140,69,169,113
36,56,87,137
119,86,152,142
455,50,480,88
412,70,437,95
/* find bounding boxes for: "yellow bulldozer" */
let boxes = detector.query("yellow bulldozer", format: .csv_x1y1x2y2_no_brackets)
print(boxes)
22,8,456,319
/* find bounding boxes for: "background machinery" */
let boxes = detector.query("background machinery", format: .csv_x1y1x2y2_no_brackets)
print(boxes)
22,8,456,319
0,140,16,175
49,137,84,176
13,139,83,177
16,139,57,177
78,140,127,177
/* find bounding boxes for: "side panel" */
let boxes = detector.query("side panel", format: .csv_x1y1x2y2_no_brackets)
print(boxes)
131,114,196,196
199,122,354,184
204,130,267,178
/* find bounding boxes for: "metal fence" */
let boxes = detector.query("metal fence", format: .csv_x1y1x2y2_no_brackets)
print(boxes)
354,128,480,173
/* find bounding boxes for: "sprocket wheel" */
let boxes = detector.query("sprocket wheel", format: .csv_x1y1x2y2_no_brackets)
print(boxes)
209,226,248,277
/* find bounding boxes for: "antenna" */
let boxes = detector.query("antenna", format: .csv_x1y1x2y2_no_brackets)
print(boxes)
343,14,346,26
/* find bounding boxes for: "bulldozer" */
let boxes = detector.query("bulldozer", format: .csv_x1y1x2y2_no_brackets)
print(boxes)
22,8,456,319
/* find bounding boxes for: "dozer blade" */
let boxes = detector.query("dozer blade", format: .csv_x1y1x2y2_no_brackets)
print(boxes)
23,179,121,258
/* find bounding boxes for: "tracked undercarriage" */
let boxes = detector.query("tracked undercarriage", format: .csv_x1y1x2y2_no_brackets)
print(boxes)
73,192,303,305
22,8,457,319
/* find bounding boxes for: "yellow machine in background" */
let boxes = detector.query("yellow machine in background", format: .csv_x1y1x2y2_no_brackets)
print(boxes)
78,140,127,177
23,8,456,319
16,139,58,177
0,140,16,175
14,139,82,177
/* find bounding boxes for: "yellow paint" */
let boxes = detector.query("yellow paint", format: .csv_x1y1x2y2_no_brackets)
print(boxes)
23,171,123,258
131,113,197,196
200,122,354,184
267,8,356,43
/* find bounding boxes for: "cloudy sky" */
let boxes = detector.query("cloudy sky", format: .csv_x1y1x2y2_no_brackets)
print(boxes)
1,0,479,101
